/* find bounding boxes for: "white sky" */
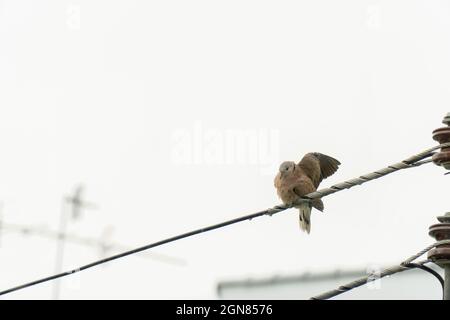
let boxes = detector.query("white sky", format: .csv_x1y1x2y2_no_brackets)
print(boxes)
0,0,449,299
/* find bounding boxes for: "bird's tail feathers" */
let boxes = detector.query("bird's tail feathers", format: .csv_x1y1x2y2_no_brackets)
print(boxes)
298,202,311,234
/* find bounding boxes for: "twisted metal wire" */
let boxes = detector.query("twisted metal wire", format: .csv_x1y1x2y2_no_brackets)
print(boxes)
310,259,432,300
311,239,450,300
267,142,450,215
401,239,450,266
0,143,448,296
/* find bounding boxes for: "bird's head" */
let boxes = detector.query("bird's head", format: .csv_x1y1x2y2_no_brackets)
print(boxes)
279,161,296,176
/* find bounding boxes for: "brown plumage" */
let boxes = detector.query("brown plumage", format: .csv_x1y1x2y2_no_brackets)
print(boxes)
274,152,341,233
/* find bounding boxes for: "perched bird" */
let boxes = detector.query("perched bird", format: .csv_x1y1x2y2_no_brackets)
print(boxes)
274,152,341,233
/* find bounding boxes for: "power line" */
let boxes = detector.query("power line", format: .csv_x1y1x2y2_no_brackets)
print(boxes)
0,222,186,266
310,239,450,300
403,263,444,298
310,260,431,300
0,142,448,296
401,240,450,266
0,209,270,296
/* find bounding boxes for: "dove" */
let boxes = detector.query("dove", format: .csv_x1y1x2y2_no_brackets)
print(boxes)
274,152,341,233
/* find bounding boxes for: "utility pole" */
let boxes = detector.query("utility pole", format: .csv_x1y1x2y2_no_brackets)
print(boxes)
52,184,96,300
431,112,450,170
429,113,450,300
428,213,450,300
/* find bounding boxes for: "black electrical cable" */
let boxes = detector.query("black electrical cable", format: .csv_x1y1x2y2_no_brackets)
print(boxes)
403,263,445,299
0,209,269,296
0,143,449,297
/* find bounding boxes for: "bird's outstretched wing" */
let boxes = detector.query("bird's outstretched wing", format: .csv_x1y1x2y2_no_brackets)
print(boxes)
312,152,341,180
299,152,341,188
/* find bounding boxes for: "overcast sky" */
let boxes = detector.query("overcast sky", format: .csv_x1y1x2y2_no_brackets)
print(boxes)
0,0,449,299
